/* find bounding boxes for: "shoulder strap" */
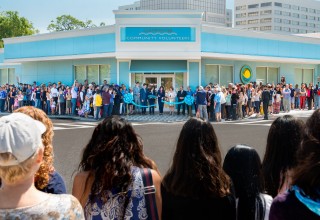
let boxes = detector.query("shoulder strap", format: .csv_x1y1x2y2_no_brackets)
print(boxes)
140,168,159,220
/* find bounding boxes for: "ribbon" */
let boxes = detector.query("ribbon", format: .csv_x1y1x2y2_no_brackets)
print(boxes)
123,94,194,107
292,185,320,216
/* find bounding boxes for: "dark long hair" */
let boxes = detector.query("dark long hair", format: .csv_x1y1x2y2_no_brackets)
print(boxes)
78,116,155,203
162,118,231,199
223,145,265,220
262,115,305,197
292,109,320,199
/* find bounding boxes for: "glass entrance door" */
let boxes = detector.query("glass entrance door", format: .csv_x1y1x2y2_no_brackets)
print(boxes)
161,77,173,92
145,77,158,88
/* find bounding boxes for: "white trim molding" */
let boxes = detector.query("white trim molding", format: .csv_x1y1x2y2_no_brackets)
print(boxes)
4,53,116,63
3,25,115,44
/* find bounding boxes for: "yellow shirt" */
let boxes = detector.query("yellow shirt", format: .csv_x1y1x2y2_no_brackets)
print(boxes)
95,94,102,107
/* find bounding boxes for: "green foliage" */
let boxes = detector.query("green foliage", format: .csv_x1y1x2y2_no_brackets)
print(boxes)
47,15,103,32
0,11,37,48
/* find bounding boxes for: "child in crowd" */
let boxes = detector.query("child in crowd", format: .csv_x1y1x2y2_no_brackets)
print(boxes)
18,91,24,108
13,95,19,110
50,98,56,115
78,95,91,118
66,89,72,115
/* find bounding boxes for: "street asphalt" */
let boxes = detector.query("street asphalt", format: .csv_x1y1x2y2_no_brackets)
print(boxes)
47,110,313,192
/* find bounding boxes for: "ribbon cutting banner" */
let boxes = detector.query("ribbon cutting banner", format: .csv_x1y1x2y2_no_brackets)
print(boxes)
123,94,194,108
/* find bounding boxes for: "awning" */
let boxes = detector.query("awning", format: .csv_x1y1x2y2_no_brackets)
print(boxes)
130,60,187,73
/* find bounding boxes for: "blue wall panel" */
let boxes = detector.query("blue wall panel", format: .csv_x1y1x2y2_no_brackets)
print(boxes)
0,53,4,63
119,62,130,86
5,33,115,59
189,62,199,89
202,32,320,60
17,58,117,86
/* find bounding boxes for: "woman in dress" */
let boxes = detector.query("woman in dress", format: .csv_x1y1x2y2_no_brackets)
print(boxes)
72,116,161,219
273,87,281,114
162,118,235,220
223,145,273,220
167,86,176,115
300,83,307,110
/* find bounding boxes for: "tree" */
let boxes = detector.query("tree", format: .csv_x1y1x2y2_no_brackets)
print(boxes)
47,15,104,32
0,11,38,48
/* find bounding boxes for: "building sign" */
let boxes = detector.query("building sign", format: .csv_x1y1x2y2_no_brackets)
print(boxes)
240,65,253,84
121,27,196,42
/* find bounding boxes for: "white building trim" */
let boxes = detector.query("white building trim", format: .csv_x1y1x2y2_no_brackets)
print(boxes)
116,52,201,60
4,53,116,63
202,25,320,44
3,25,116,44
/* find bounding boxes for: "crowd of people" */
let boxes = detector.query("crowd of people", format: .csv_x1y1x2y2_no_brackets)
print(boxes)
0,105,320,219
0,77,319,121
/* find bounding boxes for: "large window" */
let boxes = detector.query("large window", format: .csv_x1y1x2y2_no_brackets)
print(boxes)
248,4,259,9
248,11,259,17
261,10,272,15
256,67,279,84
261,2,272,7
0,68,16,85
248,19,259,24
261,18,272,23
236,13,246,18
274,2,282,7
74,65,111,85
205,65,233,86
294,68,314,85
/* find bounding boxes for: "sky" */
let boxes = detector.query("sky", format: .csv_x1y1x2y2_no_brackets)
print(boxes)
0,0,234,33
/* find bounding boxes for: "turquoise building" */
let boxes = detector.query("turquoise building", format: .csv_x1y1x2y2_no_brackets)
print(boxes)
0,10,320,91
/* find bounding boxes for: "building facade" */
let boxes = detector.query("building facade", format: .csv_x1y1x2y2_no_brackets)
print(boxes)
234,0,320,34
118,1,141,11
0,10,319,90
226,9,233,27
120,0,229,26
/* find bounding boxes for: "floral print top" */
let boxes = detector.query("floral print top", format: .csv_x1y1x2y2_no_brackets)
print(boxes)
0,194,84,220
84,166,148,220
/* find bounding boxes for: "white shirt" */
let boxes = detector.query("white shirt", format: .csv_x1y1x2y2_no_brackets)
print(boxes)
50,88,58,98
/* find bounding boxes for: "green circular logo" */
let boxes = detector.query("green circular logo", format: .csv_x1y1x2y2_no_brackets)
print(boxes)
240,65,253,84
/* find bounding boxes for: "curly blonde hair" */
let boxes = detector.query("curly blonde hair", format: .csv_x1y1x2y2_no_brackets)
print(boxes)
0,150,40,184
14,106,54,190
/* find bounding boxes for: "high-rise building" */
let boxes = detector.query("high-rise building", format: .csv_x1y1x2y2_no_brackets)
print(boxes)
118,1,141,11
226,9,233,27
234,0,320,34
119,0,230,26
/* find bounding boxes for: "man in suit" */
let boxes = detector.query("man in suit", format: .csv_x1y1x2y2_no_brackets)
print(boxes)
177,86,187,115
262,85,271,120
140,83,148,115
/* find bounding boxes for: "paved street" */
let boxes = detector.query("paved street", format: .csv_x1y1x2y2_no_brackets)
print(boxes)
50,110,313,192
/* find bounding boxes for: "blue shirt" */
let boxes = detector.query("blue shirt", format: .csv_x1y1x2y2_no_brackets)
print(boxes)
196,90,207,105
41,171,67,194
282,89,291,99
214,92,221,103
0,91,6,99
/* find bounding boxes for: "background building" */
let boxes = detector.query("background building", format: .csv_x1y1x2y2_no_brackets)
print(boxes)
119,0,232,27
234,0,320,34
1,10,319,89
226,9,233,27
118,1,141,11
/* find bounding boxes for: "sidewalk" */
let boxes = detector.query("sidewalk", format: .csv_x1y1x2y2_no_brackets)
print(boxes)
0,109,315,123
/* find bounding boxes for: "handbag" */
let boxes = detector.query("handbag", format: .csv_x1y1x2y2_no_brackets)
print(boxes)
140,168,159,220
